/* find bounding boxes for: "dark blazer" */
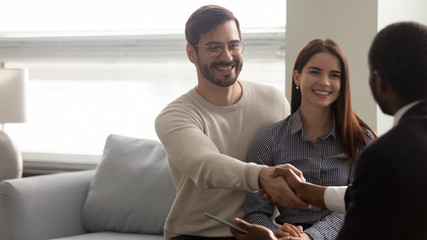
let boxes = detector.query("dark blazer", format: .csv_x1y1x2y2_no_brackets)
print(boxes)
338,100,427,240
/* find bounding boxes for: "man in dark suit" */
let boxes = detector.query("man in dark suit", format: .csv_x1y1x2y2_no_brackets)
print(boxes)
335,21,427,240
231,21,427,240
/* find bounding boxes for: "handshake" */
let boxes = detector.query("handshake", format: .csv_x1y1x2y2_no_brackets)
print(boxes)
258,164,326,209
229,164,328,240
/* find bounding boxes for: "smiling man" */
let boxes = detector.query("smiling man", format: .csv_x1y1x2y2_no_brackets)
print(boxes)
155,5,307,240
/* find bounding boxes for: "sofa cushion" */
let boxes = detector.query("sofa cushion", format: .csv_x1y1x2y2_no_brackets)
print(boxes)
81,134,175,235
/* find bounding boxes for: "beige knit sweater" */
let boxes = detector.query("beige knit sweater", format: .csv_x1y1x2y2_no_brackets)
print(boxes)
155,80,290,239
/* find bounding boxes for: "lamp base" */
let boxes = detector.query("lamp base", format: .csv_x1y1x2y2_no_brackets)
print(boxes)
0,130,23,182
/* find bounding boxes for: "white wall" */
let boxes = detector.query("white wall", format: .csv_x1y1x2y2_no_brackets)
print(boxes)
286,0,378,130
376,0,427,135
286,0,427,135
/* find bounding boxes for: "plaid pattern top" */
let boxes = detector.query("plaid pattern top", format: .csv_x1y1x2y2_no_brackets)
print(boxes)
244,110,374,240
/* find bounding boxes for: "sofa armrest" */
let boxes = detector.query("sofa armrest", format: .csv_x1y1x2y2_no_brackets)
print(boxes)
0,170,95,240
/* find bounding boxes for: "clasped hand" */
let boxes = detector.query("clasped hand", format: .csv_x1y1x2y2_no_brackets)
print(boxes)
258,164,310,208
230,164,311,240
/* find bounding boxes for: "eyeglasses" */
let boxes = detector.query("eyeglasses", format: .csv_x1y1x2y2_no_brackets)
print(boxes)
194,41,245,58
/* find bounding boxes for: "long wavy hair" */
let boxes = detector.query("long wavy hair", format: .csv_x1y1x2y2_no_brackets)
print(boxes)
291,39,377,168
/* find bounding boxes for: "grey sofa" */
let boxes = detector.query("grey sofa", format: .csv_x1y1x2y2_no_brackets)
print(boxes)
0,134,176,240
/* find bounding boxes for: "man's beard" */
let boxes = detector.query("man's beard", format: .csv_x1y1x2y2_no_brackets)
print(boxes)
199,60,243,87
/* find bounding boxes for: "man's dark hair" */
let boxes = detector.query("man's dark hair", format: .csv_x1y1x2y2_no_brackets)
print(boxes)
185,5,241,49
368,21,427,102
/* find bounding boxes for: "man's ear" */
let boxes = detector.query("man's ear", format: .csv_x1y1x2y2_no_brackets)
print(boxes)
373,70,388,93
372,70,403,113
186,44,197,64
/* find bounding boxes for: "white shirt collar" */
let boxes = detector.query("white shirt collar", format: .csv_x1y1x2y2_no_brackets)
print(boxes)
393,100,422,127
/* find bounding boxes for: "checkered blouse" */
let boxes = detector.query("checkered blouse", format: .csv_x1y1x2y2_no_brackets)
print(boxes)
244,109,375,240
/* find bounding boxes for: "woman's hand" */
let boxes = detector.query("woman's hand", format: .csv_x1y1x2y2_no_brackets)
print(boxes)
230,218,277,240
275,223,303,238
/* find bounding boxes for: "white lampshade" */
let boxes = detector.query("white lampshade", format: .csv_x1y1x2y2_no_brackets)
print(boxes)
0,68,27,124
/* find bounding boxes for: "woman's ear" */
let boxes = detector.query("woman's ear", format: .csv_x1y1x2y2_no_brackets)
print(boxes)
186,44,197,64
293,69,301,87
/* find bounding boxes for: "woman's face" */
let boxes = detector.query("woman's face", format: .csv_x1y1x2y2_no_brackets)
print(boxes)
294,52,341,111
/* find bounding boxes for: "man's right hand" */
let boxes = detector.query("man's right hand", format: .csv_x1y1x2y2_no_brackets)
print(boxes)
271,164,327,209
271,165,306,198
258,166,309,208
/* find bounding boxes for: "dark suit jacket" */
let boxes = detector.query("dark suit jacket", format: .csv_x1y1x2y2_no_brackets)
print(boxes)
337,100,427,240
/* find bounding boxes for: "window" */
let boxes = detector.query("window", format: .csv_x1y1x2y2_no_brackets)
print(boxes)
0,0,286,165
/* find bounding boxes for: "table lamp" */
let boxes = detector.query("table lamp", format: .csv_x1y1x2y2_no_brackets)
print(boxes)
0,67,27,182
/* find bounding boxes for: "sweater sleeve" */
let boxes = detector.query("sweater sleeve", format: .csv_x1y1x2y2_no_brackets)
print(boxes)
155,104,264,192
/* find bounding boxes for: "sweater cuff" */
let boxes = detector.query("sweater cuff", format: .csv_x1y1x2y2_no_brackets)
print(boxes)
245,163,266,191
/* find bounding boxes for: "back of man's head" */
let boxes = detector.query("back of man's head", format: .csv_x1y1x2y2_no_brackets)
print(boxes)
185,5,240,47
369,21,427,103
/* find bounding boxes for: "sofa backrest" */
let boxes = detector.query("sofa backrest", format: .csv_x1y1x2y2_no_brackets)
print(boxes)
81,134,176,235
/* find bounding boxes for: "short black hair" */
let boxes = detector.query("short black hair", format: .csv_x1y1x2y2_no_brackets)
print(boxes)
185,5,241,48
369,21,427,102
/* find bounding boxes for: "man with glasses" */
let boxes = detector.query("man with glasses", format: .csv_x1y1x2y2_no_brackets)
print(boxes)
155,5,306,240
